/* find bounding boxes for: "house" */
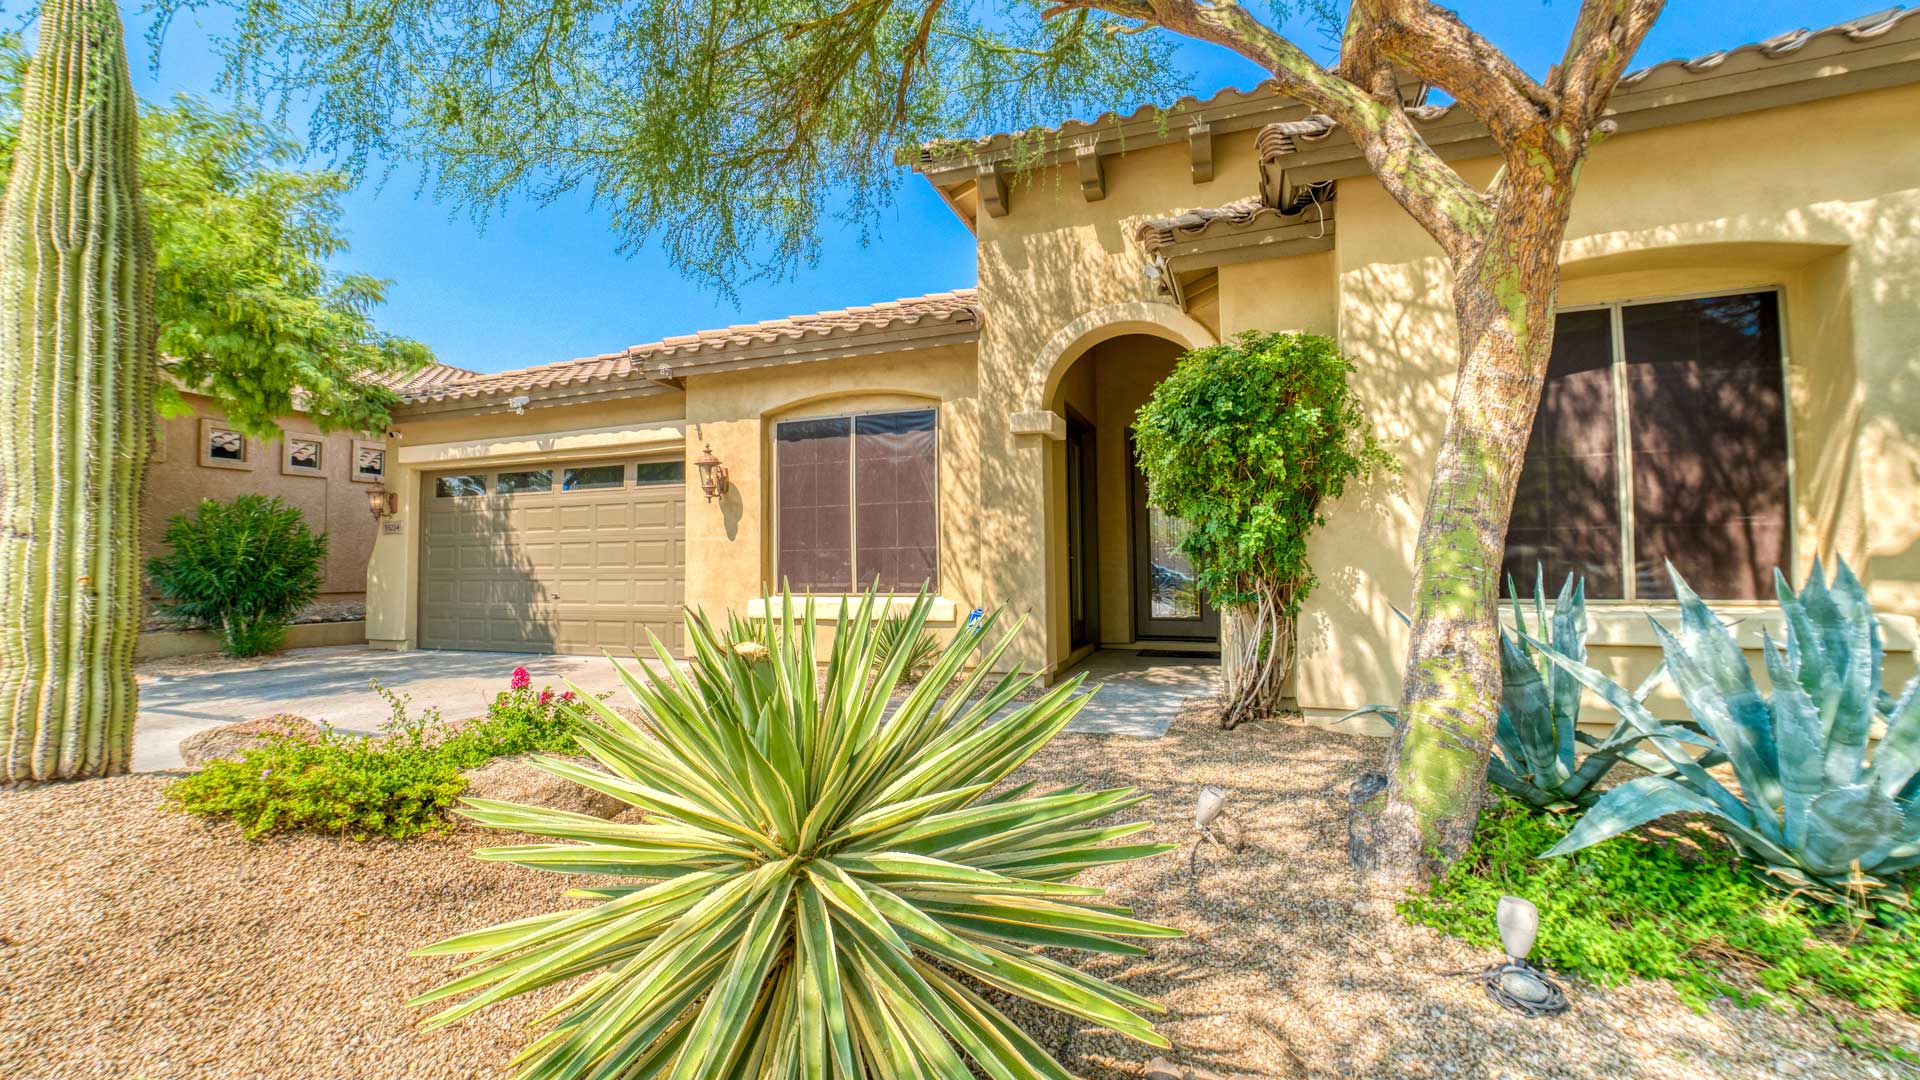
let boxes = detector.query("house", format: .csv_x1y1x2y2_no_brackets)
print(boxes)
139,364,475,656
361,10,1920,720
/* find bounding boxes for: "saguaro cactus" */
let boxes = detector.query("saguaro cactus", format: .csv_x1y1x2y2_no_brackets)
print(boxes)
0,0,157,783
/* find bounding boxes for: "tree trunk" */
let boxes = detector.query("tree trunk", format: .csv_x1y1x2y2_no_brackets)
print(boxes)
0,0,157,784
1350,178,1573,883
1219,580,1297,729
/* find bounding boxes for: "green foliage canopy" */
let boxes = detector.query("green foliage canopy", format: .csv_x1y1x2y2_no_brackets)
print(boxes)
149,0,1192,293
1131,331,1389,612
0,36,431,437
146,494,328,657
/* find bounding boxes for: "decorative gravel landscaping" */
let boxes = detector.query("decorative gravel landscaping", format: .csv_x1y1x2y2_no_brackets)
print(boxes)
3,707,1911,1080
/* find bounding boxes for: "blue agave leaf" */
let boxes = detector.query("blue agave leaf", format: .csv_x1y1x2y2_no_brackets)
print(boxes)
1548,573,1585,777
1866,676,1920,799
1488,755,1562,809
1498,631,1561,786
1658,567,1784,836
1524,628,1758,833
1766,646,1827,856
1543,775,1729,858
1800,785,1905,878
1821,560,1878,789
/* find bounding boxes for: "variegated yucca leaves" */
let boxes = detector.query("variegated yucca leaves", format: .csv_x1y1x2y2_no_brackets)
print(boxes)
1540,561,1920,908
408,591,1181,1078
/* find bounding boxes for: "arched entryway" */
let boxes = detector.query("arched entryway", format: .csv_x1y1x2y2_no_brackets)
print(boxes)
1044,332,1220,668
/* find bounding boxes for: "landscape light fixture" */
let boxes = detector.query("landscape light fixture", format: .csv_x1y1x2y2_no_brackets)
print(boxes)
1187,785,1241,879
1479,896,1568,1017
366,489,398,519
695,444,730,501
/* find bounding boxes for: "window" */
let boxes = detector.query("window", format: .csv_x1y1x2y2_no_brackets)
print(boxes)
435,474,486,498
775,408,938,592
351,440,386,484
282,436,324,477
634,460,685,485
563,464,625,491
198,418,250,470
1502,290,1788,600
495,469,553,495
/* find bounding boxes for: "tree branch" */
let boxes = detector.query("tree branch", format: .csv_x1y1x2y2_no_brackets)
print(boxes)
1361,0,1558,146
1554,0,1666,131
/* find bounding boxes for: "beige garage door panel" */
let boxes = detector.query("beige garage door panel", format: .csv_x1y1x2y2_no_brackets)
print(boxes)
420,460,685,656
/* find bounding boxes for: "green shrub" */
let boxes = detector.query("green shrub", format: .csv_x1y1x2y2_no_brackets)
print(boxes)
169,672,587,839
872,612,940,682
168,684,462,839
409,591,1181,1078
1401,798,1920,1014
1132,331,1390,725
146,494,327,657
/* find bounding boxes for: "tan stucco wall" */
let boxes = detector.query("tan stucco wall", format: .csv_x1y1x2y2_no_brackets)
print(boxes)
1300,82,1920,719
360,81,1920,714
145,394,377,598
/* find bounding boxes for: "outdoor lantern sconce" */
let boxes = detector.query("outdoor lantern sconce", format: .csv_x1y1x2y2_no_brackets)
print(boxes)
695,443,729,502
1476,896,1568,1018
366,488,398,519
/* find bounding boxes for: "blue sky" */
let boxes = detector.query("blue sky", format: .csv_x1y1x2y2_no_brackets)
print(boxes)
122,1,1837,375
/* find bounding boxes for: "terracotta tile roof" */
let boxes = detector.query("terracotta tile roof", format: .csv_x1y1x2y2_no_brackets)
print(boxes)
923,6,1919,169
399,289,980,408
372,363,483,394
1136,7,1918,254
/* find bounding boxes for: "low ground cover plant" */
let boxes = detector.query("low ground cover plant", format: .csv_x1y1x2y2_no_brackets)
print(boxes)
146,494,327,657
409,591,1180,1079
168,670,582,839
1402,798,1920,1016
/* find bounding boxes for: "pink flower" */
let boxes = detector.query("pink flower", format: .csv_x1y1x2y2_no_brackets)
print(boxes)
509,666,532,691
559,691,576,703
538,689,554,706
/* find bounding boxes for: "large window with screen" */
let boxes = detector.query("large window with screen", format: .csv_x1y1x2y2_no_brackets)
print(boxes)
775,409,938,593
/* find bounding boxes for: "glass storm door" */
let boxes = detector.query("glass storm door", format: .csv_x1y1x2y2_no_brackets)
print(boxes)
1129,441,1218,641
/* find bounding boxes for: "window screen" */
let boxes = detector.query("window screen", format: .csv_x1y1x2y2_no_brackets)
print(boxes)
775,410,940,593
1501,291,1787,600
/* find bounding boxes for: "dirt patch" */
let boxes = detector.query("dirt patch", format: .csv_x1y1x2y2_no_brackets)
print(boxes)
0,712,1908,1079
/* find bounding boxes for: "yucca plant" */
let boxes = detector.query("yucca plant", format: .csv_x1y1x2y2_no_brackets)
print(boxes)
1540,560,1920,909
408,590,1180,1078
872,613,941,684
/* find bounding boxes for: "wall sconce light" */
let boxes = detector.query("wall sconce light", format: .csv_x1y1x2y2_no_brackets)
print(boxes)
695,443,729,502
366,488,398,519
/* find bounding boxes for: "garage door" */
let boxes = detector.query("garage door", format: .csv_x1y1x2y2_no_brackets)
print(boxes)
420,457,686,655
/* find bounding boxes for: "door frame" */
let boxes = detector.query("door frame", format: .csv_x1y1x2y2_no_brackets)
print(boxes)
1063,407,1099,650
1127,435,1219,641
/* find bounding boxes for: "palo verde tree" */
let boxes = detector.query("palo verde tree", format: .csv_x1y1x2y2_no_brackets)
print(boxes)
1133,331,1388,729
0,0,155,783
160,0,1666,878
0,42,433,439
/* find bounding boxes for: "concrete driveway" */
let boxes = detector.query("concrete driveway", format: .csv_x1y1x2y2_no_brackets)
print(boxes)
133,645,1219,772
133,646,640,771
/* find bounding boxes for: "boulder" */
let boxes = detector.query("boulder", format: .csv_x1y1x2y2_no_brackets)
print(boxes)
179,714,324,769
459,754,625,819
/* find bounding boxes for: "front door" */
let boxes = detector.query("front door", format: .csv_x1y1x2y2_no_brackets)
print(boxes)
1065,411,1099,650
1129,442,1219,641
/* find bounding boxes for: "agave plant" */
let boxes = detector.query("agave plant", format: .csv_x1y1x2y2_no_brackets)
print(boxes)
408,590,1180,1078
1349,568,1694,810
1540,561,1920,908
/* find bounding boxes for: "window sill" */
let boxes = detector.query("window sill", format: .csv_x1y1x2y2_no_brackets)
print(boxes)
1502,603,1919,653
748,595,960,625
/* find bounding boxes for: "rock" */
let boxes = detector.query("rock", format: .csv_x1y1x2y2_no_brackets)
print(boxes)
179,714,324,769
1144,1058,1184,1080
1773,1058,1806,1077
458,754,625,819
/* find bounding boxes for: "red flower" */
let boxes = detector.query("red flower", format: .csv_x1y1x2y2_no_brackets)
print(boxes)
538,689,554,705
559,690,576,703
509,666,532,691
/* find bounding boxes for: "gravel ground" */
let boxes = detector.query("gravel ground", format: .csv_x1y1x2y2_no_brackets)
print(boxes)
2,710,1915,1079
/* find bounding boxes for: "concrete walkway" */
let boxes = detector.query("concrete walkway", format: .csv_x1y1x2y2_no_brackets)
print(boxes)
133,645,1218,771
